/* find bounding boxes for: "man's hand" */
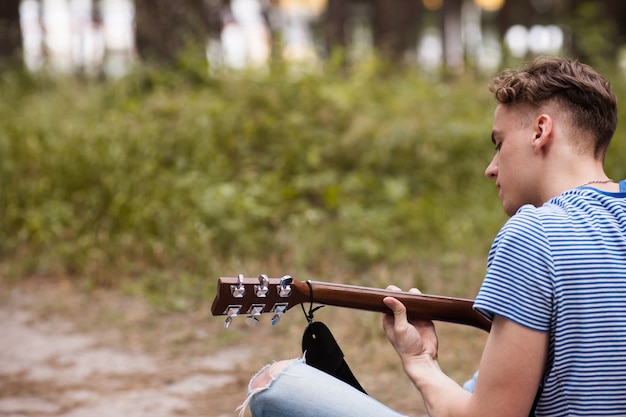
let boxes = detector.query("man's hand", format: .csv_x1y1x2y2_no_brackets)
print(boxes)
382,285,439,365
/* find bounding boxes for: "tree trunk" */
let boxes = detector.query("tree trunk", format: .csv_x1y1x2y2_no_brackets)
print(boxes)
372,0,421,62
603,0,626,46
134,0,212,66
0,0,22,68
323,0,351,55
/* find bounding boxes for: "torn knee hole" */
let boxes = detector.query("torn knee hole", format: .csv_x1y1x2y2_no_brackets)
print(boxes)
249,360,292,391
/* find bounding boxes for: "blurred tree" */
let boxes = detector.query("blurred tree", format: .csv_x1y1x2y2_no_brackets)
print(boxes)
441,0,463,71
323,0,421,63
605,0,626,44
134,0,219,66
497,0,534,35
566,0,624,65
373,0,422,61
495,0,625,64
323,0,350,56
0,0,22,69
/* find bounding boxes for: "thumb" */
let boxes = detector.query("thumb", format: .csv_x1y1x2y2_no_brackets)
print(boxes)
383,296,408,323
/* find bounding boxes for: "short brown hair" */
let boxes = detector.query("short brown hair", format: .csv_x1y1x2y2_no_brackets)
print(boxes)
489,56,618,159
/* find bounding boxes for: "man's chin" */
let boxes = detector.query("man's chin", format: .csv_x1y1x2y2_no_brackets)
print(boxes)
502,201,522,217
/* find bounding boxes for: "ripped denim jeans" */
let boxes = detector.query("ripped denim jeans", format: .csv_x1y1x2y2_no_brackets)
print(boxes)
239,358,408,417
239,359,480,417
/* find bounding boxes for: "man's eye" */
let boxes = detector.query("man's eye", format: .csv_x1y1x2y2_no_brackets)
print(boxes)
494,142,502,151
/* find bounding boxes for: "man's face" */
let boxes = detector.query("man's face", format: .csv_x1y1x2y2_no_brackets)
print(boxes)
485,104,542,217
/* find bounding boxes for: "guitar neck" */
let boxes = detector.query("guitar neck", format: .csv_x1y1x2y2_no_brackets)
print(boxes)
210,275,491,332
304,280,491,332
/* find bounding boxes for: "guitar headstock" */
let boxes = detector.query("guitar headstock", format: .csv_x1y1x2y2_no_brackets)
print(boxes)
211,274,309,328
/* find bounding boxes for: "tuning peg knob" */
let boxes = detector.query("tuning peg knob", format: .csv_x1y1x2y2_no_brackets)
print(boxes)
246,316,260,327
223,305,242,329
270,302,288,326
231,274,246,298
278,275,293,297
255,274,269,297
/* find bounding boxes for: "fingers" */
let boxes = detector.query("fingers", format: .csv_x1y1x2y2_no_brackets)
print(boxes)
382,295,405,314
382,284,439,362
382,285,425,337
383,285,406,317
382,294,411,340
385,285,422,294
383,285,421,318
383,284,423,323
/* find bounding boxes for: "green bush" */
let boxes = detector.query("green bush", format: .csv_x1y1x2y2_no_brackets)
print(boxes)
1,62,625,307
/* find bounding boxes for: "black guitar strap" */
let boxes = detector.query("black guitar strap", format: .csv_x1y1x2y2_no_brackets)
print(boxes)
300,281,367,394
302,320,367,394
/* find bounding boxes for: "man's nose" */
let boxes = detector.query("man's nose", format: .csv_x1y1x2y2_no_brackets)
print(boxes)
485,158,497,180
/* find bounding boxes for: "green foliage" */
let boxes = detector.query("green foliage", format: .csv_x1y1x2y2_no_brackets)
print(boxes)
1,62,625,306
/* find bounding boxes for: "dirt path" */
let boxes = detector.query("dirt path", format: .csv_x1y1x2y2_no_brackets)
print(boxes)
0,278,280,417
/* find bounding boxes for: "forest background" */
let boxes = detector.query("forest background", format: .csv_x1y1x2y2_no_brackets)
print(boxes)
1,1,626,415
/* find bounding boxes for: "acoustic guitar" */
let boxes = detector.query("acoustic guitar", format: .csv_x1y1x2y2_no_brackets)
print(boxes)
211,274,491,332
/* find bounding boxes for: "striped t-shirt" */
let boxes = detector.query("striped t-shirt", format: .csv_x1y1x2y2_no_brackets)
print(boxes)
474,180,626,416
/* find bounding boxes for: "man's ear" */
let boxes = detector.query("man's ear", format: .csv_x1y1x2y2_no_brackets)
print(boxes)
532,114,553,153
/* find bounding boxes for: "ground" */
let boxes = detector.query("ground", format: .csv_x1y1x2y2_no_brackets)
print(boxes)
0,277,485,417
0,278,269,417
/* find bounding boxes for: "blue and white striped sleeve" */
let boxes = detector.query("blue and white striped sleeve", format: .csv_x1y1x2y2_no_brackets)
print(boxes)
474,207,554,332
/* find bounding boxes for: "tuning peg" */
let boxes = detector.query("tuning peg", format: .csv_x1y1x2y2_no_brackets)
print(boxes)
245,304,264,327
255,274,269,297
231,274,246,298
223,305,242,329
270,302,288,326
246,316,260,327
278,275,293,297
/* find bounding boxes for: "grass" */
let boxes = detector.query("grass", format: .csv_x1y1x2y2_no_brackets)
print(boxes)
1,60,626,304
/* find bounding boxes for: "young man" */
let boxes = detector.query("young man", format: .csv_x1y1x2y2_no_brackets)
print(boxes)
240,57,626,417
